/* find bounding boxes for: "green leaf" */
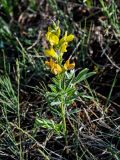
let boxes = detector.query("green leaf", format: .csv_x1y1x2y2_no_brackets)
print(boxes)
35,118,63,134
48,84,57,93
65,70,75,89
73,68,88,83
73,68,95,84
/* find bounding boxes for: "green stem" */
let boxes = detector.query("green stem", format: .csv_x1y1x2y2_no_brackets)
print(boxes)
16,59,23,160
61,103,67,143
58,74,67,144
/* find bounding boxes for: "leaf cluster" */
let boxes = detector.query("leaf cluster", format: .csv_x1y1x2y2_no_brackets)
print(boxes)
45,68,95,107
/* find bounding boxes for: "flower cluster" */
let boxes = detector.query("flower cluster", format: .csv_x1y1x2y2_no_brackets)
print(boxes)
44,22,75,75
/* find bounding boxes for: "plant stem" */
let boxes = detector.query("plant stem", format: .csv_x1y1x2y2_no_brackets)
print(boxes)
61,103,67,144
59,74,67,144
16,59,23,160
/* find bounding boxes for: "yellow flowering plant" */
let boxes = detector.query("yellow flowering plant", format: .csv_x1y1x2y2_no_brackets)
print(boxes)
44,22,75,75
35,22,95,143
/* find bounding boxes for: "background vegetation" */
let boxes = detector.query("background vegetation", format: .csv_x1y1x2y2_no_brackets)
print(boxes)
0,0,120,159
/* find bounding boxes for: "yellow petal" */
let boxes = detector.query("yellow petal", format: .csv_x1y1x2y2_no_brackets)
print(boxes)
64,59,75,70
50,33,59,45
59,32,74,45
60,42,68,53
45,60,50,67
44,48,58,59
59,31,67,44
46,31,59,46
46,31,51,40
45,59,62,75
51,63,62,75
45,58,54,68
66,34,74,42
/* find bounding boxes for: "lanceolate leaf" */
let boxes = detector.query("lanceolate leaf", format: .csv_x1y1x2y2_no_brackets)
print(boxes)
73,68,95,84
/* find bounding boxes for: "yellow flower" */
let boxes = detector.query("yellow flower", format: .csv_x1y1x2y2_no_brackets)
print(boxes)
64,59,75,70
45,58,54,68
59,32,74,54
66,34,74,42
46,31,59,46
60,42,68,53
59,31,74,44
45,58,62,75
51,63,62,75
44,48,58,59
